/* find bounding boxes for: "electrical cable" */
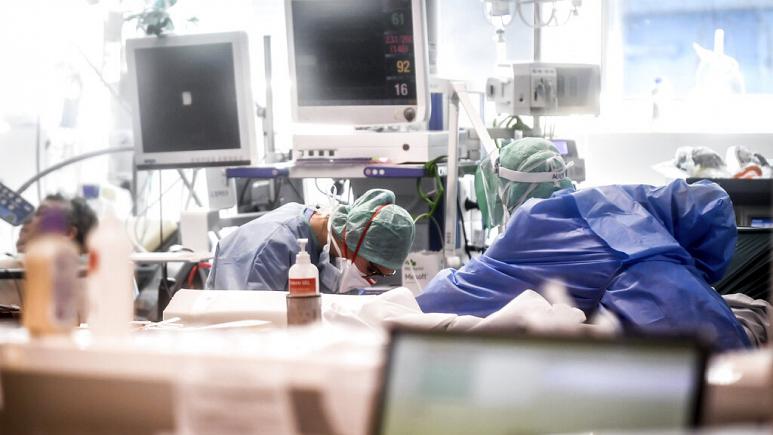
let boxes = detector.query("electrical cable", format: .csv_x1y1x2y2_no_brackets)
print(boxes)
269,177,284,209
125,214,148,252
286,178,304,201
158,170,171,314
13,277,22,307
134,171,159,248
314,178,329,199
134,175,182,218
159,171,164,250
74,44,133,115
428,214,444,249
457,196,473,260
177,169,203,208
132,172,182,251
183,169,199,210
238,178,255,209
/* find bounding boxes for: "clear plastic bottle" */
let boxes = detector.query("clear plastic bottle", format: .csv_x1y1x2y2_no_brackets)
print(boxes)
86,211,133,337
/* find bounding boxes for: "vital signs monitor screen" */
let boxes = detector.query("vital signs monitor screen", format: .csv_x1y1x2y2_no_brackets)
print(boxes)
290,0,419,106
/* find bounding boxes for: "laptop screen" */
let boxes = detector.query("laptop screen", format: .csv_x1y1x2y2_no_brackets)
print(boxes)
375,331,705,435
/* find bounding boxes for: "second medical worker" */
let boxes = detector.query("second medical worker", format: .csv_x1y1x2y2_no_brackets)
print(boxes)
417,138,750,351
206,189,415,293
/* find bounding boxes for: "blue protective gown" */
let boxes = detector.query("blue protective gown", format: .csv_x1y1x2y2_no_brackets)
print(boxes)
206,203,328,292
417,180,750,351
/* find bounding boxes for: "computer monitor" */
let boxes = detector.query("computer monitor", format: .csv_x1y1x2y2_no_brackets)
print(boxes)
286,0,430,125
373,329,707,435
126,32,257,170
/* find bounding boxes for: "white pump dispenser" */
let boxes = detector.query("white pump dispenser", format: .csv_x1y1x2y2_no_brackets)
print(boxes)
287,238,319,296
286,238,321,326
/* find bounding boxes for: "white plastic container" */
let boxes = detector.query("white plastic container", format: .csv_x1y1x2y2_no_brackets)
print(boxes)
287,238,320,326
287,238,319,296
86,212,134,337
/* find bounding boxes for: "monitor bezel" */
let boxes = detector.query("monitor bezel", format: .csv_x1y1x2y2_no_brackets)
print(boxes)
370,327,709,435
286,0,430,125
126,31,257,170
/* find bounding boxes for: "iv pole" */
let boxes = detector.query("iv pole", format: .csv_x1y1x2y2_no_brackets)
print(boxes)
442,1,546,266
442,82,499,268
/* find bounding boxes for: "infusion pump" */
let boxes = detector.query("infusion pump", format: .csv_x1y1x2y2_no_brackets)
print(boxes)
486,62,601,116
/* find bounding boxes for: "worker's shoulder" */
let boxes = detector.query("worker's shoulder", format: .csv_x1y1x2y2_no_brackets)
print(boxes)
256,202,310,224
216,203,309,255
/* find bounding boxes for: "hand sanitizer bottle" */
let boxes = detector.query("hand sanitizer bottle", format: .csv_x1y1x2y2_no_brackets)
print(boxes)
286,238,321,326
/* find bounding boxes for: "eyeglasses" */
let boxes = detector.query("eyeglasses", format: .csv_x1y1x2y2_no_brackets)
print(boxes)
365,262,397,278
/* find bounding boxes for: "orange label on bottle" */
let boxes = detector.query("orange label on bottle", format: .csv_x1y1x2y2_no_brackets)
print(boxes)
88,251,99,274
289,278,317,295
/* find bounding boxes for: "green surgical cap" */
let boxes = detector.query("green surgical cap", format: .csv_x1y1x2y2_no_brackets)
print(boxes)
331,189,415,270
475,137,574,228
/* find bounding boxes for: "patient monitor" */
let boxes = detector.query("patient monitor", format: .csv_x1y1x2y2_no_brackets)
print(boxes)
286,0,430,125
126,32,257,170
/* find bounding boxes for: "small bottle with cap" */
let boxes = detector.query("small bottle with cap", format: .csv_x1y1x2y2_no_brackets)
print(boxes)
22,209,82,336
286,238,321,326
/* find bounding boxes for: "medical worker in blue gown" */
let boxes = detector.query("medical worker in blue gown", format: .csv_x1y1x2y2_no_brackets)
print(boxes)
206,189,415,294
416,138,750,351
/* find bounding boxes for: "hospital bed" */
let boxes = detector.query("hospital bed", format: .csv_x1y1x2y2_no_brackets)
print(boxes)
0,289,770,435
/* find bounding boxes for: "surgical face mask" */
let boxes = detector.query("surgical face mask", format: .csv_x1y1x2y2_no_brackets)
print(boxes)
336,259,373,294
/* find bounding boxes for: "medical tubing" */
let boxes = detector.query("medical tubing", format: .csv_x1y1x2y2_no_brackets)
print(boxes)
159,171,164,252
408,258,423,292
516,0,560,28
17,146,134,196
414,155,446,224
238,178,255,208
124,214,148,253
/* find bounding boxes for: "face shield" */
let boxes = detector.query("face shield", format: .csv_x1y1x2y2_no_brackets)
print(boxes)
475,149,573,229
496,155,573,219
